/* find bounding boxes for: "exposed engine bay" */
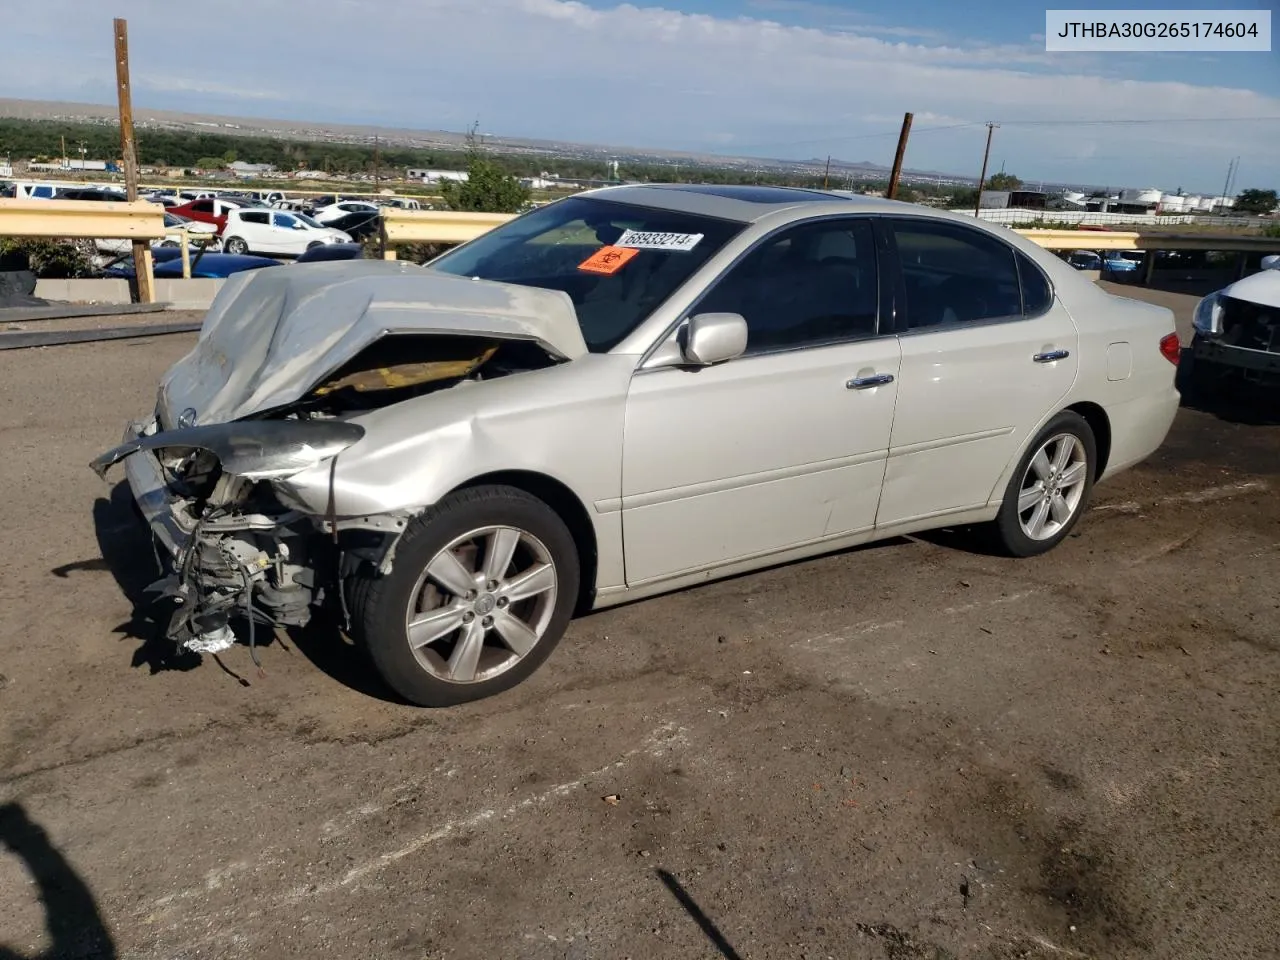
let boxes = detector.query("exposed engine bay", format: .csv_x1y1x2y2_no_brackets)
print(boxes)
1219,295,1280,356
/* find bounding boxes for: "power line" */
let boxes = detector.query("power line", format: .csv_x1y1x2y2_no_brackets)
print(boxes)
721,122,979,152
995,116,1280,126
716,114,1278,154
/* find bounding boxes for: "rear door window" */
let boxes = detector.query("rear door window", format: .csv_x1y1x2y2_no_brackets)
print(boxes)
889,219,1022,329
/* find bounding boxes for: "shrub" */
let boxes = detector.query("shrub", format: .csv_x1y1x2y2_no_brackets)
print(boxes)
0,237,96,278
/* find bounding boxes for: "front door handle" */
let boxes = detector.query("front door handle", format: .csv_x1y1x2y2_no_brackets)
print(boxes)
847,373,895,390
1033,349,1070,363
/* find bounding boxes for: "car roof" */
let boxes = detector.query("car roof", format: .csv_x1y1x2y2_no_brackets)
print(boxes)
578,182,921,223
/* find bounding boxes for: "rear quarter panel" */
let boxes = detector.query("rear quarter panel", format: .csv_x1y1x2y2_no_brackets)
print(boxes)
1058,282,1179,479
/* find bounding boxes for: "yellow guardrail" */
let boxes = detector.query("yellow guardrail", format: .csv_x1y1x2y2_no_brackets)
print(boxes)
1016,228,1277,253
380,209,516,257
0,197,166,240
0,197,164,302
377,209,1275,260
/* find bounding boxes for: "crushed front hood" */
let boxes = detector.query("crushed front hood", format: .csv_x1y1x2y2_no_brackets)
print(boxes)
1221,269,1280,311
159,260,586,425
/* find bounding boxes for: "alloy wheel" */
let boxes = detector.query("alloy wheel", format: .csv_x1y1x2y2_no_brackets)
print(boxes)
403,525,558,683
1017,433,1088,541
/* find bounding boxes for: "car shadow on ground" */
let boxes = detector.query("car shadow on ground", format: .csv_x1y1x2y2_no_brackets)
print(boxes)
69,487,1016,703
285,615,409,705
0,803,116,960
64,482,199,674
73,482,407,701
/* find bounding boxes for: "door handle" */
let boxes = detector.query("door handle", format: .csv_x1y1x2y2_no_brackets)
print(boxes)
846,373,895,389
1033,349,1070,363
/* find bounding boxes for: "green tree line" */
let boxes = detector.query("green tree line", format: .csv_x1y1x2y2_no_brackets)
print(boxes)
0,117,886,190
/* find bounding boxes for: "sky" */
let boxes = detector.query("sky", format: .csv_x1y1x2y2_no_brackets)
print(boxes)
2,0,1278,193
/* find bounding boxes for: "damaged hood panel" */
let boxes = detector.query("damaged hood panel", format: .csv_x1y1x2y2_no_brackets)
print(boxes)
1221,269,1280,311
159,260,587,425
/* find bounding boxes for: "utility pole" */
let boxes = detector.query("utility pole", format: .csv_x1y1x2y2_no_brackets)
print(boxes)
886,111,914,200
113,17,153,304
373,134,380,192
1225,155,1241,202
61,135,67,168
974,122,998,218
823,155,831,190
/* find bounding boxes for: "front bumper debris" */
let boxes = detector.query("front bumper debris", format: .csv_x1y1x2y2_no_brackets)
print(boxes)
92,418,343,660
114,417,193,560
1194,338,1280,380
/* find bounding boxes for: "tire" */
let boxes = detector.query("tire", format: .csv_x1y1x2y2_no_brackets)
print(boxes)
306,241,324,251
225,237,249,255
992,411,1097,558
350,485,580,707
159,240,179,248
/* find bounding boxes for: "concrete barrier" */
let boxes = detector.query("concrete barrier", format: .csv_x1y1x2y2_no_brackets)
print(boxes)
154,278,223,310
32,278,132,304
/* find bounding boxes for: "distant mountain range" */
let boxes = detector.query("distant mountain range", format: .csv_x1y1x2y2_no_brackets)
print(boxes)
0,98,982,183
0,97,1116,194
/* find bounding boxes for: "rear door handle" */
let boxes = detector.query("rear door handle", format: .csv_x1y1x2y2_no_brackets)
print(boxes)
847,373,895,389
1033,349,1070,363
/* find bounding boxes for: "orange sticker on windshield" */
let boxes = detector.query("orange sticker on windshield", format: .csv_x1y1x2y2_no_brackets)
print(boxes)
578,245,639,275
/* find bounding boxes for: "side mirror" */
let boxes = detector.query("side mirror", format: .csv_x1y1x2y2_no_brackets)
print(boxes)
679,313,748,366
1262,254,1280,271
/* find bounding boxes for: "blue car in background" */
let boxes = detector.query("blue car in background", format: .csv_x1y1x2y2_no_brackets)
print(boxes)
1065,249,1141,280
103,246,282,279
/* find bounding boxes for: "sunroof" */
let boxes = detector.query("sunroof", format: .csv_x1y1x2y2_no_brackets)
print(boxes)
653,184,844,204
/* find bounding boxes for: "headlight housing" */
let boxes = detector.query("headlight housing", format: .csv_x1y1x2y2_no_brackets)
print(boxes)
91,419,365,483
1193,292,1223,336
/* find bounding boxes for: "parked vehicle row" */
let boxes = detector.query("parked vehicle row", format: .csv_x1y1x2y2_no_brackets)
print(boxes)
94,211,222,257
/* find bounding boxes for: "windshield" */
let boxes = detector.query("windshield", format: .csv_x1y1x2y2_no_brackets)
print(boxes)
428,195,745,352
295,213,324,229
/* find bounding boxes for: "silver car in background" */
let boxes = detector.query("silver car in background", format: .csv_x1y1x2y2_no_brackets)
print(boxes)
93,185,1181,706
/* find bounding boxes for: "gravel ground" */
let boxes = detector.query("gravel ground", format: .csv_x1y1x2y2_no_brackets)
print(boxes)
0,286,1277,960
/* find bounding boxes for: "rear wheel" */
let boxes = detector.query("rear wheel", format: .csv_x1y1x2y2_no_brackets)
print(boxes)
350,485,580,707
225,236,249,255
992,411,1096,557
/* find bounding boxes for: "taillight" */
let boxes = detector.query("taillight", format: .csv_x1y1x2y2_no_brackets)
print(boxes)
1159,333,1180,366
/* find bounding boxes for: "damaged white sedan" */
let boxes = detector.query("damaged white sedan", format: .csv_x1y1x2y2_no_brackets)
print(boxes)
93,185,1181,706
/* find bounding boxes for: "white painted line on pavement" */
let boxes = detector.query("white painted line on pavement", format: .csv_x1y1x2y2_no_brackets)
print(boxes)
142,721,690,929
1094,480,1268,514
797,589,1042,649
289,720,689,899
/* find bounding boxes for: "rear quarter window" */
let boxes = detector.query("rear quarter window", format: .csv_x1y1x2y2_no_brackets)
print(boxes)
1017,252,1054,317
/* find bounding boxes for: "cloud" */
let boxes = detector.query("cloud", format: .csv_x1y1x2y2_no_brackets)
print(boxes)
0,0,1276,190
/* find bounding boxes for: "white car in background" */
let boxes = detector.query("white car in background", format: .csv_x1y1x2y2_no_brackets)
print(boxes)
95,212,221,257
221,208,352,257
313,200,380,224
1181,254,1280,395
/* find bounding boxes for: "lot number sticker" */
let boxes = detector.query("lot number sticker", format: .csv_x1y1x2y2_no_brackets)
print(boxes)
616,230,704,252
579,245,640,274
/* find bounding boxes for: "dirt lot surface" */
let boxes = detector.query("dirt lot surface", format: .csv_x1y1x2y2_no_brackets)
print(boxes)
1,287,1278,960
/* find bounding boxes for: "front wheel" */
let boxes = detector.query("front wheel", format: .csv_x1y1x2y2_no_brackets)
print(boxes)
224,236,249,255
350,485,580,707
992,411,1096,557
